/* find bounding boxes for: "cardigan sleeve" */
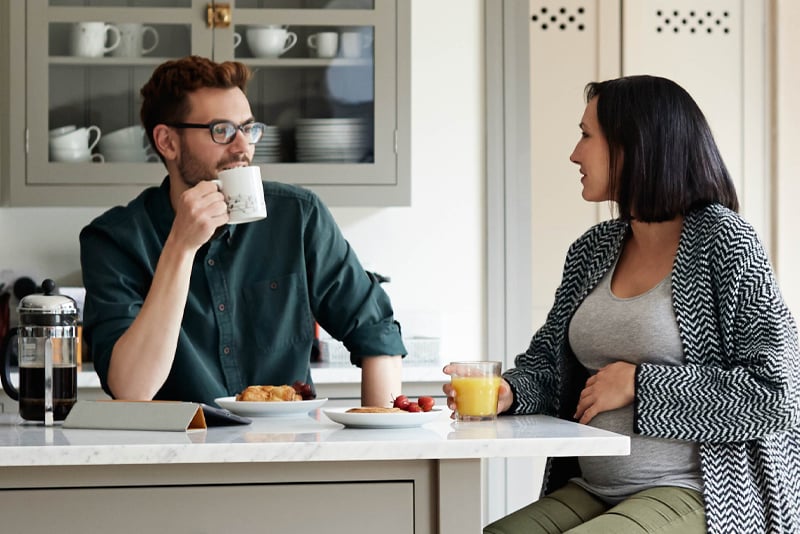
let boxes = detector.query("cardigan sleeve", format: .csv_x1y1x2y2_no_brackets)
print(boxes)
635,212,800,443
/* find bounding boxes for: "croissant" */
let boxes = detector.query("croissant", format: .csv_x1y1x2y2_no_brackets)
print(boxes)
236,385,301,402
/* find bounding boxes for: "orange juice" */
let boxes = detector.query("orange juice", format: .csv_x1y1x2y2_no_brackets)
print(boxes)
452,375,502,418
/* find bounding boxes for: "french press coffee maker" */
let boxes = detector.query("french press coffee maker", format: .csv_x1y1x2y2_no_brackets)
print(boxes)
1,279,78,425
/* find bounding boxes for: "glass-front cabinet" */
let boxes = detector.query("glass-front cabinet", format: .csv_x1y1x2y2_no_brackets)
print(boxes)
3,0,410,206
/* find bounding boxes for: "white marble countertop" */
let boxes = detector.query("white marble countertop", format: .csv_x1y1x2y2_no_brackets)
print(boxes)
0,410,629,468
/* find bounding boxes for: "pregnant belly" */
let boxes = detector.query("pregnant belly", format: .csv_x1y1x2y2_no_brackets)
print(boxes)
579,407,700,489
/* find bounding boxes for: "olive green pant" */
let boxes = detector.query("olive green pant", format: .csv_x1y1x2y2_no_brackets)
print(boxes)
483,482,706,534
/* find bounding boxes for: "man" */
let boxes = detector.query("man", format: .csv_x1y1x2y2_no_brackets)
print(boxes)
80,56,405,406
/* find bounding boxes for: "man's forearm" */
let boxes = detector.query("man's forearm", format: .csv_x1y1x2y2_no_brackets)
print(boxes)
106,241,195,400
360,355,403,407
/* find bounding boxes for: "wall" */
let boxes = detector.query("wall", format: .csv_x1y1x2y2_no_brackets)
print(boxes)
0,0,487,365
775,0,800,314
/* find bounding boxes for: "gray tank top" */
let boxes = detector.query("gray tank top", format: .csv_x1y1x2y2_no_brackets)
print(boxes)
567,262,703,504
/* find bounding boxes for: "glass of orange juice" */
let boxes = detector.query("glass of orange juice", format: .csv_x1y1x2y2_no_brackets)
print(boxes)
450,361,502,422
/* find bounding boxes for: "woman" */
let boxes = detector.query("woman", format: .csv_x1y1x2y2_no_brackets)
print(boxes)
446,75,800,533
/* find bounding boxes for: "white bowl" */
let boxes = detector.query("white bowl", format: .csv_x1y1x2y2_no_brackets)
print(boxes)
101,125,146,149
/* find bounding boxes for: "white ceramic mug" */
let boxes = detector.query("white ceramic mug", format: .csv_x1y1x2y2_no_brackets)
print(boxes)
246,27,297,58
307,32,338,58
70,22,121,58
111,23,159,57
340,31,372,58
49,126,102,152
213,166,267,224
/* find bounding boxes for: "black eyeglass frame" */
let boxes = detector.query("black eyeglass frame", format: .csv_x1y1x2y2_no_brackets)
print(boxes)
164,120,267,145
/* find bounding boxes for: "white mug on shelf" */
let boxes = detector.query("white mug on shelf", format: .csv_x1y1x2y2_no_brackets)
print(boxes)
49,125,102,152
340,31,372,58
213,166,267,224
307,32,338,58
246,26,297,58
70,22,121,58
111,23,159,57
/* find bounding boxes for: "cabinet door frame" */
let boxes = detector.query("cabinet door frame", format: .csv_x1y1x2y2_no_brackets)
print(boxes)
3,0,410,207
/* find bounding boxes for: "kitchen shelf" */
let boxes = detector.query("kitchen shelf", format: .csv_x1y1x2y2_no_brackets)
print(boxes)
2,0,410,207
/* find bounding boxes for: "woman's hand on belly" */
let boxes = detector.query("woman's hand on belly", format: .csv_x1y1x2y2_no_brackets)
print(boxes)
574,361,636,425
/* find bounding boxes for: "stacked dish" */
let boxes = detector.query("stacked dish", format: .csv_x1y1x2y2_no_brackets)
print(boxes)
253,124,280,164
295,118,370,163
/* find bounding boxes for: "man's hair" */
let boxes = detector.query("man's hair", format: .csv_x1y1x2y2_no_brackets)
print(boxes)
140,55,252,158
586,75,739,222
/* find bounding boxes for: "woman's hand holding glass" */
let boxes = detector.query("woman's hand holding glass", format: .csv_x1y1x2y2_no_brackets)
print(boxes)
442,364,514,419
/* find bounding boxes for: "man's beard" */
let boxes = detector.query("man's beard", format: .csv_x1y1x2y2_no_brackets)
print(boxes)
176,137,250,188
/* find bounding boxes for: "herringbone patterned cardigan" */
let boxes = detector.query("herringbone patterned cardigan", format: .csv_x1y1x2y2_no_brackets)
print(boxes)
504,203,800,533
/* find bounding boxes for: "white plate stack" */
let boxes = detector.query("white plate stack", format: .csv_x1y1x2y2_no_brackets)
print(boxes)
253,124,280,164
295,118,370,163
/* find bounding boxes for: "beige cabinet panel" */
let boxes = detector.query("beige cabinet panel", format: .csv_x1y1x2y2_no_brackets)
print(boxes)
528,0,620,327
0,482,414,533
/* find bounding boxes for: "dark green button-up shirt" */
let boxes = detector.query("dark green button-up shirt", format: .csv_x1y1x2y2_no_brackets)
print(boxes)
80,177,405,405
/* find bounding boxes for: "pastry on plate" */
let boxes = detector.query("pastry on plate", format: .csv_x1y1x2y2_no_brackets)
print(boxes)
236,385,301,402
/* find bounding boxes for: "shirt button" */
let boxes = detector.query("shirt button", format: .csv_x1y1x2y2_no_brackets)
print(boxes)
223,346,231,355
218,303,225,312
207,259,215,266
270,281,278,289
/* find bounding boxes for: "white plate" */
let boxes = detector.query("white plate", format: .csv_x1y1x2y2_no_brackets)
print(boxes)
215,396,328,417
322,407,445,429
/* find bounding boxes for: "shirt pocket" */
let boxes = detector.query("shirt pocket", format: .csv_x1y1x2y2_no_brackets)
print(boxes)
242,273,314,351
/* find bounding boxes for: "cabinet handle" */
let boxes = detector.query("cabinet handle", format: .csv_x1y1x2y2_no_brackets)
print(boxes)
207,3,232,29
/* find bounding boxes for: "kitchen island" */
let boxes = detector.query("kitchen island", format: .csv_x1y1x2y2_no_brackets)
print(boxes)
0,410,628,533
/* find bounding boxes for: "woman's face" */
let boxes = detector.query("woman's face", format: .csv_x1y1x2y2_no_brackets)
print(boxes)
570,97,613,202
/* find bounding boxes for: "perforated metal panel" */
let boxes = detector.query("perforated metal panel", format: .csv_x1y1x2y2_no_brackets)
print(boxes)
530,4,589,32
624,1,745,205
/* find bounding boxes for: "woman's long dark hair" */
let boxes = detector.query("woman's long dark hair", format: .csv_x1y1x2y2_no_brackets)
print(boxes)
586,75,738,222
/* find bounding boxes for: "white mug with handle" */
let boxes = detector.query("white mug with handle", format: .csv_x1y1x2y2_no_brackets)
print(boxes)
307,32,338,58
70,22,122,58
111,23,160,57
214,166,267,224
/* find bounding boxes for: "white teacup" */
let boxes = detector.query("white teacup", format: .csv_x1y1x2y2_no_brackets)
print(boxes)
49,126,102,151
307,32,338,58
51,148,104,163
246,27,298,58
70,22,121,58
111,23,159,57
214,166,267,224
340,31,372,58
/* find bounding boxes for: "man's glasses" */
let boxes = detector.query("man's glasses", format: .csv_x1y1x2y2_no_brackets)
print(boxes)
165,120,267,145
